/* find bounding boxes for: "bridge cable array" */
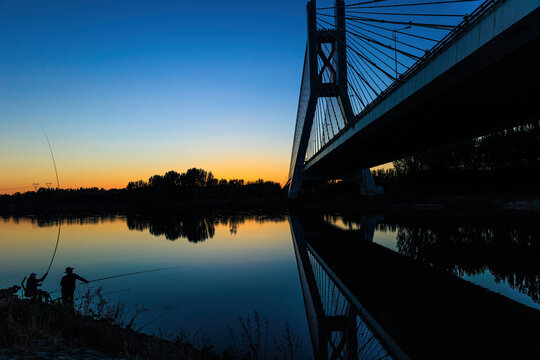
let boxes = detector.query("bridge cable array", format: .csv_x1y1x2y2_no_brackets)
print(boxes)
305,0,493,161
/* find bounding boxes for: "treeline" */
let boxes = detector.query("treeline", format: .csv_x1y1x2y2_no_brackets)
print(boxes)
372,120,540,194
125,168,284,199
0,168,285,210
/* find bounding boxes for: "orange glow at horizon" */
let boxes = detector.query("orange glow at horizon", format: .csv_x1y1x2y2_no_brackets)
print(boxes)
1,160,396,195
0,160,290,195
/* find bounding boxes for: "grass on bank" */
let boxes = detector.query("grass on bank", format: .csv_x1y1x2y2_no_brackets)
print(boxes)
0,288,306,360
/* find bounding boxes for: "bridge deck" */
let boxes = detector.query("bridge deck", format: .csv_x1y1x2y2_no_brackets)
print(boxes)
303,1,540,179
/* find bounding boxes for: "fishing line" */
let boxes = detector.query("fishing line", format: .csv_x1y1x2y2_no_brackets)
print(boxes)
103,288,131,296
137,279,203,331
39,124,60,189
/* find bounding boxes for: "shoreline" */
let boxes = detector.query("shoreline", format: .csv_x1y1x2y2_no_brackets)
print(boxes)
0,295,220,360
1,192,540,216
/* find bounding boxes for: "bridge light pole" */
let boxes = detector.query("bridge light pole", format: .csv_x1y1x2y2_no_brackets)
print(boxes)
393,26,411,79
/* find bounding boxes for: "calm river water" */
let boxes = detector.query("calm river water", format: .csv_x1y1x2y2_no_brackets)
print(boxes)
1,211,539,358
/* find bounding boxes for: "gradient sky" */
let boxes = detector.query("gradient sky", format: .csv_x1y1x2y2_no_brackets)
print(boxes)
0,0,313,193
0,0,480,194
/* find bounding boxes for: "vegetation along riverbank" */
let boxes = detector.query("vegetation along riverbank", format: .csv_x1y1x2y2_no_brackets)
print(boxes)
0,288,303,360
0,288,218,360
2,121,538,215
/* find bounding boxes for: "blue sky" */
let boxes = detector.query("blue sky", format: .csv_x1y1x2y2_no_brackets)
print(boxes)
0,0,310,191
0,0,484,192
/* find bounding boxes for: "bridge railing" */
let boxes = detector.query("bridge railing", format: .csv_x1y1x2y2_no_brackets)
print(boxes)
304,0,501,163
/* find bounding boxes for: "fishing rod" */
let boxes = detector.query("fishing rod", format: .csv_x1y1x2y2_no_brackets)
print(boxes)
48,266,188,294
39,124,60,189
87,266,188,283
18,221,60,291
44,222,62,276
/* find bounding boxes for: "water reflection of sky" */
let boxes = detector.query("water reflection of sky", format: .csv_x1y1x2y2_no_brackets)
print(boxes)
0,216,311,357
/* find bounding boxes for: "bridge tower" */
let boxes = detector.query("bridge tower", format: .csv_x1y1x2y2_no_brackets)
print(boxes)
288,0,379,198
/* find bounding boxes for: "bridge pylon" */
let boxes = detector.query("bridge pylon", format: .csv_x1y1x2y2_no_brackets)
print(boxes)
288,0,380,198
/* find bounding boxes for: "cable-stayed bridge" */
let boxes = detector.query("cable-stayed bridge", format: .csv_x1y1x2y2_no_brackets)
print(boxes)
288,0,540,197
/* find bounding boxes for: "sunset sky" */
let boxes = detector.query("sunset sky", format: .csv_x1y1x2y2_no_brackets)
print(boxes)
0,0,311,193
0,1,481,194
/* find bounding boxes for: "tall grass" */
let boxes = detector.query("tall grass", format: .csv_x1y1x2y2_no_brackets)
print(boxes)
0,287,218,359
224,311,305,360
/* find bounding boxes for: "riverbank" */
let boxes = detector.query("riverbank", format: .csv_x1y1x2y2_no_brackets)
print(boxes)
2,192,540,216
0,293,220,360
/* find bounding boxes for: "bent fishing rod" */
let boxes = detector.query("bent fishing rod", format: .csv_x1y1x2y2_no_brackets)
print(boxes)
40,124,60,189
38,124,62,284
44,222,62,276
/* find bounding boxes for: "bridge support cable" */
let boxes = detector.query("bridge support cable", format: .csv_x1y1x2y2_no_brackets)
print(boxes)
290,0,489,197
289,0,386,198
290,0,540,197
312,0,488,131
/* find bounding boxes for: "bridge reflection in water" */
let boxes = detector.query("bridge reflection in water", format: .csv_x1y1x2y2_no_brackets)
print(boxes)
291,215,407,360
290,214,540,359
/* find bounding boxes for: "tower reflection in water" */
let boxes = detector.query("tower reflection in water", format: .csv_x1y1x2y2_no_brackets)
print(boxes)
290,216,406,360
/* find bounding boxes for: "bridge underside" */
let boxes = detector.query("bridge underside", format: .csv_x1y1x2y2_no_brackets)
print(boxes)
304,7,540,180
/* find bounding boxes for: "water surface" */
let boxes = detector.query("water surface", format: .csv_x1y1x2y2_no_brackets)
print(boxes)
0,214,311,357
2,210,540,358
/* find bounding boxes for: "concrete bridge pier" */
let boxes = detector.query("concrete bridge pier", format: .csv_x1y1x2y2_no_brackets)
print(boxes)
357,169,383,196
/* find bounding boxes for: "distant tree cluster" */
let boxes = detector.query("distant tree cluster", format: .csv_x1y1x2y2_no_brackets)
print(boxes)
372,121,540,194
0,168,284,210
125,168,283,200
391,121,539,175
127,168,218,190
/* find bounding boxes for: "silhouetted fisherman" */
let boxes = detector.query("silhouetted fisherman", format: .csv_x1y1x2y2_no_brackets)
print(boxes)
21,272,51,302
60,267,89,308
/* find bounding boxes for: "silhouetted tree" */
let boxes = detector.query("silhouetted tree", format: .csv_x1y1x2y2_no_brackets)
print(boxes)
164,171,181,187
180,168,208,188
126,180,147,190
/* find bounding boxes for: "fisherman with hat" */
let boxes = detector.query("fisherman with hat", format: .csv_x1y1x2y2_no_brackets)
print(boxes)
60,266,89,308
21,272,51,302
